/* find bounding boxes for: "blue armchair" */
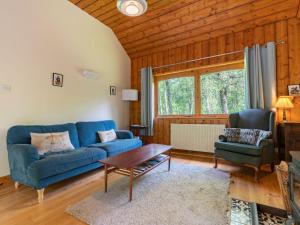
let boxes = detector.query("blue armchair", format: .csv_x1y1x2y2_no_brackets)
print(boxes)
214,109,275,181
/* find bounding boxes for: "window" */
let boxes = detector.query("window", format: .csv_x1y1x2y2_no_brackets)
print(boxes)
155,61,245,117
201,69,246,114
158,76,195,115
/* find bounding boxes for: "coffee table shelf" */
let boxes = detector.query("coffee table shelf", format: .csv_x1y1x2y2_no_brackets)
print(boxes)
113,154,170,178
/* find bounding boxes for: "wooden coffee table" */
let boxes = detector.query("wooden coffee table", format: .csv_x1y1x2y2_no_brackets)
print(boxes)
100,144,172,201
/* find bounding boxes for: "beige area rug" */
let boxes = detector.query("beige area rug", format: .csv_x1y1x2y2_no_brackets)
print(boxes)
66,163,230,225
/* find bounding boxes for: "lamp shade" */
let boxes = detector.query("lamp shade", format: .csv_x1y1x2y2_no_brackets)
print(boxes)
117,0,148,17
122,89,138,101
275,96,294,109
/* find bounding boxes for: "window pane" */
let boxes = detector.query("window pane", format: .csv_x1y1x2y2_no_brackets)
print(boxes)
200,69,246,114
158,76,195,115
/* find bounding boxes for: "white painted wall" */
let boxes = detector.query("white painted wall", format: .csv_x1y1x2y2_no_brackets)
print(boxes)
0,0,131,176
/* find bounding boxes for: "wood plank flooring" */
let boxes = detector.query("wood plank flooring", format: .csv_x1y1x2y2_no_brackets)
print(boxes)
0,156,285,225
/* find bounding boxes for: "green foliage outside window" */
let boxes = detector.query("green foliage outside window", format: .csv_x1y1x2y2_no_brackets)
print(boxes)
201,69,246,114
158,77,195,115
157,69,246,115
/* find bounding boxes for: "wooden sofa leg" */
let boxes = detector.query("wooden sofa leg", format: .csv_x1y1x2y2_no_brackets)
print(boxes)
14,181,19,190
214,157,218,168
254,167,259,182
37,189,45,203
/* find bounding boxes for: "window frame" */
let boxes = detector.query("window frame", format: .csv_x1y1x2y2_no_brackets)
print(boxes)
154,60,244,118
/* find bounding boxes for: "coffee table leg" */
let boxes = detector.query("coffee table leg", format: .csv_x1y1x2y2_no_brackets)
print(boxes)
168,151,171,171
104,164,108,193
129,168,134,202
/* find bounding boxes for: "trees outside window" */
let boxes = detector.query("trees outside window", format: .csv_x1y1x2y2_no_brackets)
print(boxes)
200,69,245,114
158,77,195,115
155,61,245,117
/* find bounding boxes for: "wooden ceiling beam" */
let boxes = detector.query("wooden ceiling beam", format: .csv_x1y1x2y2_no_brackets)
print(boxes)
69,0,81,4
120,0,255,45
83,0,113,14
125,0,295,53
98,0,163,23
115,0,220,40
76,0,98,9
102,0,200,30
129,9,296,58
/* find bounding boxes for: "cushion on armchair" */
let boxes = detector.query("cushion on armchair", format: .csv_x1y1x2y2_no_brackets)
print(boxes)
223,128,271,146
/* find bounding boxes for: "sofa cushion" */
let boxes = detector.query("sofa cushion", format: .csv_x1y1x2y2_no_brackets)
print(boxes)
27,147,107,180
31,131,75,155
215,141,262,156
76,120,116,147
7,123,80,149
89,139,142,157
98,129,117,143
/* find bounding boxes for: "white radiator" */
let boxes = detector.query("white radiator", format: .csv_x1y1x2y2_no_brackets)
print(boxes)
170,124,225,153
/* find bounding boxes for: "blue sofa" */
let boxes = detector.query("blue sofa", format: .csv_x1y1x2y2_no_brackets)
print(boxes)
6,120,142,202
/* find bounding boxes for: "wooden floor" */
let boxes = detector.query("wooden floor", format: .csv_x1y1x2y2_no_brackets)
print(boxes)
0,156,285,225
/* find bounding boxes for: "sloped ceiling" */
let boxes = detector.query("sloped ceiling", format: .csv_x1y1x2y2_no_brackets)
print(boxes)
70,0,300,58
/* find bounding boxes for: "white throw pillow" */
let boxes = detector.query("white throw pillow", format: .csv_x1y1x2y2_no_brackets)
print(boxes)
31,131,75,155
98,129,117,143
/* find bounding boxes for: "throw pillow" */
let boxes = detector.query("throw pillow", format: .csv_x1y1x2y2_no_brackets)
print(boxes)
31,131,75,155
256,130,272,146
224,128,240,143
238,129,261,145
98,129,117,143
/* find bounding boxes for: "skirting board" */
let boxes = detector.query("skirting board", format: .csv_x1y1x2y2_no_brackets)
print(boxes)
0,175,12,187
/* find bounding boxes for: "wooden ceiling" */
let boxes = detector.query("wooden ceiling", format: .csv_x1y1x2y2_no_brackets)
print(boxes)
70,0,300,58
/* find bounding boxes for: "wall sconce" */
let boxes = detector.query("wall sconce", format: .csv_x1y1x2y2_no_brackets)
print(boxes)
0,84,11,92
81,70,99,80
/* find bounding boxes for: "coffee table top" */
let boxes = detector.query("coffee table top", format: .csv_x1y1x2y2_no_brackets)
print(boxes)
100,144,172,169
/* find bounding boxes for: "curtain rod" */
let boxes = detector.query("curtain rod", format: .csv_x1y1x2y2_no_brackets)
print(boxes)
152,40,286,70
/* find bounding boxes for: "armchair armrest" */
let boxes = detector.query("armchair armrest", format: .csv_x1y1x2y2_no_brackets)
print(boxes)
257,138,274,148
218,135,227,142
7,144,39,173
116,130,134,139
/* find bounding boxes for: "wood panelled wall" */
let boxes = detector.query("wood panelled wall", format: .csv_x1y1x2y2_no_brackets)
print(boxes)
131,18,300,145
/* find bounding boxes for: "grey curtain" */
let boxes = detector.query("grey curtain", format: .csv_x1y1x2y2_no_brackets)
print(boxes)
141,67,154,136
244,42,277,109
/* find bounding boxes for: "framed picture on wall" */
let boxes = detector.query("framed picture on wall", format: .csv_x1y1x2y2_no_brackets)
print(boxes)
52,73,63,87
288,84,300,96
110,86,116,95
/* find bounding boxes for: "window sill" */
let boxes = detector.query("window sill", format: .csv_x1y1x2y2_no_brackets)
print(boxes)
155,115,229,119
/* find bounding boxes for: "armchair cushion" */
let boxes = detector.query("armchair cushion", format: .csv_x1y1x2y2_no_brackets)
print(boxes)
215,141,262,156
223,128,272,146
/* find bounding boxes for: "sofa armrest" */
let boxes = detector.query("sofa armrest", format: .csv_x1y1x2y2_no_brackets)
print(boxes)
116,130,134,139
7,144,39,173
218,135,227,142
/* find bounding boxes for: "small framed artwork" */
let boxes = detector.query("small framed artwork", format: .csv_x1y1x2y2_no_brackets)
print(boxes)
110,86,116,95
52,73,63,87
288,84,300,96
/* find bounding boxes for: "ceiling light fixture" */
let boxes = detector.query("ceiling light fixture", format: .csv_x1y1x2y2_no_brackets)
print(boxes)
117,0,148,17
